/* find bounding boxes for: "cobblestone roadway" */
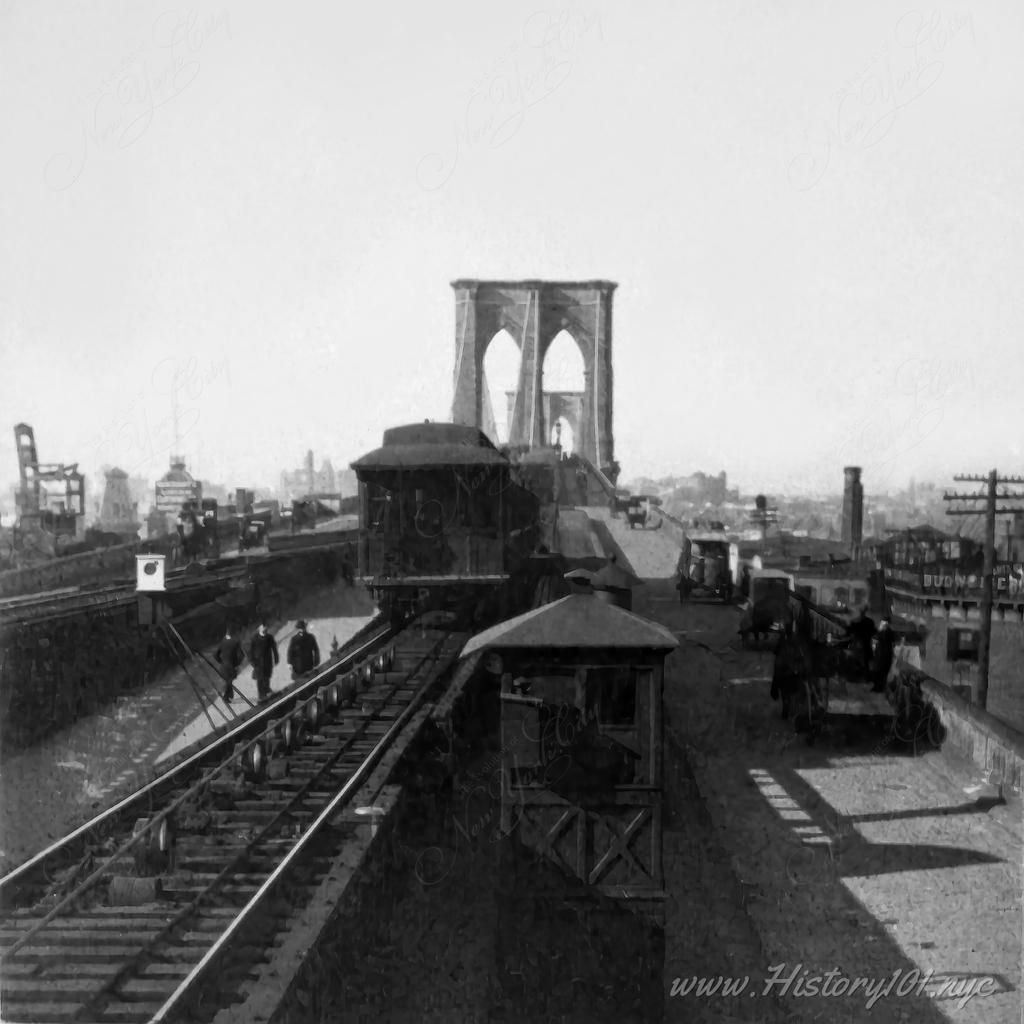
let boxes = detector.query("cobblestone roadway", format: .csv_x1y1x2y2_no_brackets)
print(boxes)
593,508,1022,1024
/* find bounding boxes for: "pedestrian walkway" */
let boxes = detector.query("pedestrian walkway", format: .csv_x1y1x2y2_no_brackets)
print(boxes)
594,507,1022,1024
155,612,372,764
0,583,375,873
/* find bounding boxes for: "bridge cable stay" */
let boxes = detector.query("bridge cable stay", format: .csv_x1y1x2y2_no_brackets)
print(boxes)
164,620,258,712
165,620,249,715
158,622,230,732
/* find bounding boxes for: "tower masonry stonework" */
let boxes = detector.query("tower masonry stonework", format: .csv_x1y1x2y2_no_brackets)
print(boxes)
451,279,616,478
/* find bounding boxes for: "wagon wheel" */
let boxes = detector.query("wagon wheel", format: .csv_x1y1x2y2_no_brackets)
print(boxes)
891,704,920,745
803,677,827,744
924,705,944,748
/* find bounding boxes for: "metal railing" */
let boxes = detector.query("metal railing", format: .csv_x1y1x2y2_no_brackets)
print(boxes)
0,621,391,905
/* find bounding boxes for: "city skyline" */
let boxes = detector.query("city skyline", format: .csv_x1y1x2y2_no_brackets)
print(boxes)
0,453,983,517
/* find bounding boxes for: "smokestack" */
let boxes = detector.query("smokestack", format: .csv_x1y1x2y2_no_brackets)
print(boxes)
842,467,863,549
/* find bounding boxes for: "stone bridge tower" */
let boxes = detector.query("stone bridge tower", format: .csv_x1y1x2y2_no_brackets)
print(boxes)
450,279,617,478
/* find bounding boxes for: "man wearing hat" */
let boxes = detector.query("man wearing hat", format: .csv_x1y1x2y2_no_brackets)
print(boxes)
287,621,320,679
249,621,279,701
214,627,245,702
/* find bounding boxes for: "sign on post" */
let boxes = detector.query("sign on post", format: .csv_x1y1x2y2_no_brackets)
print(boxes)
136,554,166,592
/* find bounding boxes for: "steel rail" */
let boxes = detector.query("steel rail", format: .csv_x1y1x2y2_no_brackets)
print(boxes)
0,620,389,888
66,630,447,1024
149,631,454,1023
0,620,389,895
0,627,394,959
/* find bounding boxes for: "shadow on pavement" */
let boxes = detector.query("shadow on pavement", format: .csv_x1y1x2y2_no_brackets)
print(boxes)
639,573,982,1023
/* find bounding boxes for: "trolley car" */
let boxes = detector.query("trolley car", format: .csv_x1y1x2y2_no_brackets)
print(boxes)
351,422,541,621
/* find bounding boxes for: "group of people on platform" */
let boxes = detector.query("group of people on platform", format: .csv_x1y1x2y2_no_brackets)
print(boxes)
213,619,321,704
847,608,897,692
770,606,898,720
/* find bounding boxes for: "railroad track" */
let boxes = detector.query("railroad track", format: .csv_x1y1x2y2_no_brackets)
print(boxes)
0,619,468,1023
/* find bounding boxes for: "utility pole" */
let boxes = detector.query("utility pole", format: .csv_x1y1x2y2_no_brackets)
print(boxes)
943,471,1024,710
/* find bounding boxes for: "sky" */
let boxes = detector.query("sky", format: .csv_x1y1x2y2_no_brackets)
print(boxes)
1,1,1021,505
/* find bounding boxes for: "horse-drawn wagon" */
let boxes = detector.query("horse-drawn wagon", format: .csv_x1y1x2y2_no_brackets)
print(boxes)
737,569,796,644
773,618,940,748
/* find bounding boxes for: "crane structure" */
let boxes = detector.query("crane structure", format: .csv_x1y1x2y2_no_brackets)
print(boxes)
12,423,85,557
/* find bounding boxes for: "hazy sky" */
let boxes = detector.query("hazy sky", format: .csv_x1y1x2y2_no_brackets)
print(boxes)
1,1,1020,502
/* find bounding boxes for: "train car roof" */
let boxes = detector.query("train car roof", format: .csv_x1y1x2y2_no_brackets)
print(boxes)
351,422,509,469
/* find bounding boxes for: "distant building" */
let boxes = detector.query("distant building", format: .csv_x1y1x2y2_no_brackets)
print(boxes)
98,468,140,538
149,456,202,537
841,466,864,549
126,477,153,518
875,523,1024,726
155,456,202,513
280,450,338,502
670,471,731,506
950,509,1024,562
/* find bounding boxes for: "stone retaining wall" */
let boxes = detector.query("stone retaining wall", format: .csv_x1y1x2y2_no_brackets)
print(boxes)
0,544,140,596
903,661,1024,795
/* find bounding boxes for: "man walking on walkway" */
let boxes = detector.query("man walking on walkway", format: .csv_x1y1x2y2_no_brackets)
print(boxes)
870,617,896,693
287,620,320,678
848,606,876,680
249,621,279,702
214,628,245,702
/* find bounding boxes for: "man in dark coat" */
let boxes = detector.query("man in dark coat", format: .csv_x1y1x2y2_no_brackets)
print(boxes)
214,628,245,702
249,622,279,701
869,618,896,692
770,626,811,717
287,621,320,678
848,606,876,680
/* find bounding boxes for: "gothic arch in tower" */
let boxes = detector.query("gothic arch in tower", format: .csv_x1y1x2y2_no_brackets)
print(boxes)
451,280,616,476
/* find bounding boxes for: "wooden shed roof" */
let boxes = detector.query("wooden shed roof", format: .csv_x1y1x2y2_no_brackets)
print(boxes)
460,594,679,656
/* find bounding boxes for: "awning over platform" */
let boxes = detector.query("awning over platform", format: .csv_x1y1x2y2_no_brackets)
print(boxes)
460,594,679,656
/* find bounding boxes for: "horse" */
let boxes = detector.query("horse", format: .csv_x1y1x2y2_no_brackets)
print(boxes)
769,611,868,730
740,596,795,648
770,627,813,720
